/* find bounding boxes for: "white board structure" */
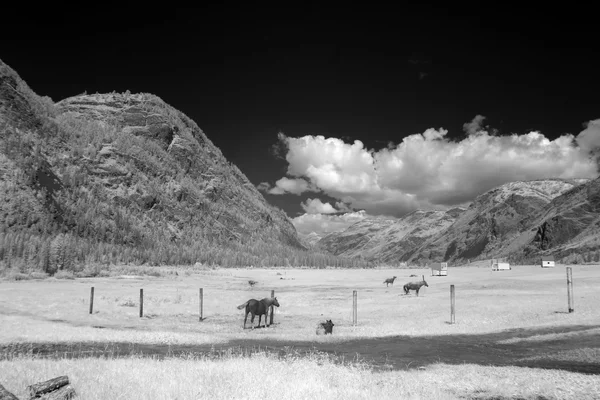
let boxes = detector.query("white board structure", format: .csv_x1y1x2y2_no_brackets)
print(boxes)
541,256,555,268
491,259,511,271
431,262,448,276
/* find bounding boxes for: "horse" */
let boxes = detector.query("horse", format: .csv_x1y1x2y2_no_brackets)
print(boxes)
403,280,429,296
316,320,335,335
383,276,397,287
237,297,280,329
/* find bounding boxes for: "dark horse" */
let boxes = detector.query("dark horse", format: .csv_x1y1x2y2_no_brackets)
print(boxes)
237,297,280,329
403,280,428,296
383,276,397,287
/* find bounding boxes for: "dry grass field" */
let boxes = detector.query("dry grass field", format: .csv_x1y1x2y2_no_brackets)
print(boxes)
1,263,599,399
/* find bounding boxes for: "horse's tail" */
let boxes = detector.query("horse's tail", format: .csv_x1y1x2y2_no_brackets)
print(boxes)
237,301,249,310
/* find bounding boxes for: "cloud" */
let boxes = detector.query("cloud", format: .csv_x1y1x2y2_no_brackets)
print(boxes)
267,177,315,195
257,182,271,192
575,119,600,154
292,211,367,235
301,198,337,214
463,115,487,135
267,117,599,217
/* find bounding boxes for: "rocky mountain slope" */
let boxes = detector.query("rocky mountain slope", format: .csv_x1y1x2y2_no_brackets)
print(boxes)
316,179,597,265
502,177,600,264
403,179,589,264
1,58,364,270
318,208,465,263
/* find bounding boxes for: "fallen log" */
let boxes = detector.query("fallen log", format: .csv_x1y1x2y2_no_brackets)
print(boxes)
0,383,19,400
37,384,76,400
27,376,69,398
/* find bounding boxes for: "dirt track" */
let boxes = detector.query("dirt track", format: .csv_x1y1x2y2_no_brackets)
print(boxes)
2,324,599,374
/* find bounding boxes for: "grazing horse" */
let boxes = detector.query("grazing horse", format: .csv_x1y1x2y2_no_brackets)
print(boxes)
383,276,397,287
403,280,429,296
237,297,280,329
316,320,335,335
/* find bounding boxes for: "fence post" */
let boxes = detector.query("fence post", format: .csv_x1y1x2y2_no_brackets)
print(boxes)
450,285,455,324
199,288,204,321
89,287,94,314
352,290,357,326
139,289,144,318
270,290,275,325
567,267,574,313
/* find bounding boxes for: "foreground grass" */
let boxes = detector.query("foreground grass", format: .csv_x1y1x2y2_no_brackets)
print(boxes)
0,353,598,400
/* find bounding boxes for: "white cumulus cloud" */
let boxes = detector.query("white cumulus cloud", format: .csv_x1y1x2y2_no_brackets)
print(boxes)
292,211,367,235
301,198,337,214
575,119,600,154
269,118,599,217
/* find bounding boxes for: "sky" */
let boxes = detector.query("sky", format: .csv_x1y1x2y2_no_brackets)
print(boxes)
2,5,599,237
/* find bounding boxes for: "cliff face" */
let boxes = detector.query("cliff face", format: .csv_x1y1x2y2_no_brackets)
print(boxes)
0,58,305,268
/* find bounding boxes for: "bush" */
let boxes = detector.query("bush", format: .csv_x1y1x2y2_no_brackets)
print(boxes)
29,271,49,279
78,264,104,277
4,271,30,281
54,270,75,280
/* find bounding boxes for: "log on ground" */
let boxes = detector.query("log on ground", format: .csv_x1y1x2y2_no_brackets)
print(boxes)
38,384,76,400
27,376,69,398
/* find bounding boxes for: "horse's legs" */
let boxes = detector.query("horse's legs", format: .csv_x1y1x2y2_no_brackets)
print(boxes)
416,288,420,296
250,312,256,329
257,314,262,328
243,311,248,329
264,310,269,327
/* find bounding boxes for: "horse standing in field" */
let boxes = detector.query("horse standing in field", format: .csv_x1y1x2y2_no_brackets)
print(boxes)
383,276,397,287
403,280,429,296
237,297,280,329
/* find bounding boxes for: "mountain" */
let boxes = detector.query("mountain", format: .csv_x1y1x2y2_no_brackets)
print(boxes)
503,177,600,264
317,208,465,263
0,58,366,271
298,232,323,248
404,179,589,264
316,179,595,265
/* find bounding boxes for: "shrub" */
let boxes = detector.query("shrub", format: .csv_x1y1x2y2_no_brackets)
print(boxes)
54,270,75,280
29,271,48,279
4,271,30,281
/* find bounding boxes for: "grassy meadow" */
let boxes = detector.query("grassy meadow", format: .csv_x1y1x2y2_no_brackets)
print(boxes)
1,263,600,399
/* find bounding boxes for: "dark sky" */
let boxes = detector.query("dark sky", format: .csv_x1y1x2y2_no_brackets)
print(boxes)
2,5,599,218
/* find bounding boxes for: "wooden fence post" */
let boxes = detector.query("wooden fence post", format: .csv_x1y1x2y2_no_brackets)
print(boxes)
567,267,574,313
450,285,455,324
199,288,204,321
139,289,144,318
89,287,94,314
270,290,275,325
352,290,357,326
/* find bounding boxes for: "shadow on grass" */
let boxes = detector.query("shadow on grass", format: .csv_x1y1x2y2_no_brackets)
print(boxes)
1,324,599,375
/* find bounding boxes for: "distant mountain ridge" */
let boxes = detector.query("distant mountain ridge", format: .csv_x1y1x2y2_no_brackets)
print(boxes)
318,208,465,263
317,178,599,265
